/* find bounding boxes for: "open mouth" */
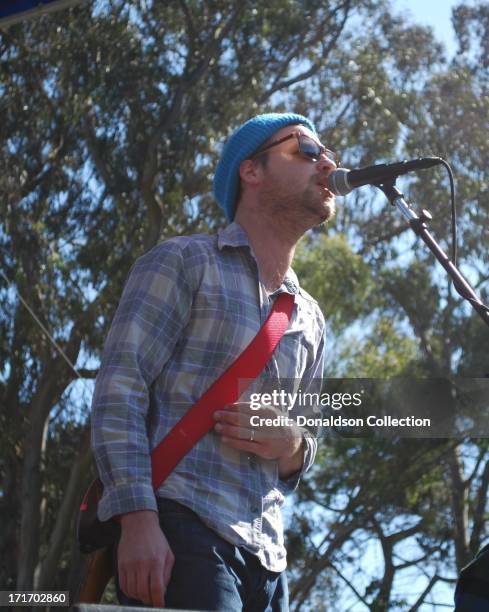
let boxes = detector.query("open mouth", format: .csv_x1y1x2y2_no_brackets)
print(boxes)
317,182,334,197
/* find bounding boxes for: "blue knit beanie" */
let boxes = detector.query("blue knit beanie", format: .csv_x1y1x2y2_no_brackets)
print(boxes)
213,112,316,221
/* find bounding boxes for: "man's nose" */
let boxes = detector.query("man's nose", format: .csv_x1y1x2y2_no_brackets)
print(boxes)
316,154,337,172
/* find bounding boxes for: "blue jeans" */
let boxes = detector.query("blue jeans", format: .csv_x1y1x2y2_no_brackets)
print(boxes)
114,498,289,611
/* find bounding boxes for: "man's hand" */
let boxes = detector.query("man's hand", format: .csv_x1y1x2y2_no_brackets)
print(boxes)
117,510,174,607
213,402,304,478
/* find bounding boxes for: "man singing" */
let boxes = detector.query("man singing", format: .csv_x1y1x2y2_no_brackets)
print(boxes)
92,112,337,610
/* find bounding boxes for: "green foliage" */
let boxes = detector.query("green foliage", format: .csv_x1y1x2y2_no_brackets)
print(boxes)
295,232,375,333
338,317,419,377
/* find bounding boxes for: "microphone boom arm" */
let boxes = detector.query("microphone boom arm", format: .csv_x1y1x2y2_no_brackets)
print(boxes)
376,180,489,329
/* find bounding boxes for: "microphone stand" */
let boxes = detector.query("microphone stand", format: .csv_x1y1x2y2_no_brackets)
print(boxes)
375,180,489,329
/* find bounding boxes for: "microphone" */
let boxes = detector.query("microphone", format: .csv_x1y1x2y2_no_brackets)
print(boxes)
327,157,444,195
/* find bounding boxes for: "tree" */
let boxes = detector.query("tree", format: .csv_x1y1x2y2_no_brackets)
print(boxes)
0,0,389,595
285,2,489,608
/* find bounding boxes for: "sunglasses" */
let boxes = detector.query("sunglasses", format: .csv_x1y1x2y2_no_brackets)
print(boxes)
251,132,339,165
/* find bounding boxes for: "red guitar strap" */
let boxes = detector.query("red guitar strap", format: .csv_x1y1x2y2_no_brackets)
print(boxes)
151,291,295,489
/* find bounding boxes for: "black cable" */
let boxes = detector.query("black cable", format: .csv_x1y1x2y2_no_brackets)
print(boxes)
439,158,457,266
435,162,489,314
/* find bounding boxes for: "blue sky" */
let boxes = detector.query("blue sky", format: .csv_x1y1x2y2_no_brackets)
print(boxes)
395,0,459,55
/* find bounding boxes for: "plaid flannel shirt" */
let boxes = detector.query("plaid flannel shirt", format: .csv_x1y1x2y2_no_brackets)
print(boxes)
91,222,325,571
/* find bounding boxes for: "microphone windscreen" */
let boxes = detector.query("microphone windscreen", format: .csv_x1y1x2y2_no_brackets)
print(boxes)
327,168,352,196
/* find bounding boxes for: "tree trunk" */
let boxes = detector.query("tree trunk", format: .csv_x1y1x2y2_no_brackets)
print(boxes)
36,426,93,589
16,365,64,590
448,445,471,571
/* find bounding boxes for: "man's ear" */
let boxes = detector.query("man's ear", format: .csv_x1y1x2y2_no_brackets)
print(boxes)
239,159,262,186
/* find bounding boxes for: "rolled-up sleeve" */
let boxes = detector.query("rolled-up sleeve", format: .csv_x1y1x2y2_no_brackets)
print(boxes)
91,242,193,521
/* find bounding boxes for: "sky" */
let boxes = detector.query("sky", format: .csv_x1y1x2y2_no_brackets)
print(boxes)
395,0,460,56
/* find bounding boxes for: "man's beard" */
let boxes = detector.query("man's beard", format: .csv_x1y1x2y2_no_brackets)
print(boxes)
260,180,336,226
303,183,336,223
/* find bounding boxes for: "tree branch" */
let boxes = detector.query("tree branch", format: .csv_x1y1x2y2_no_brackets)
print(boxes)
387,521,423,545
75,368,99,379
359,224,409,255
329,559,371,607
178,0,198,48
139,6,246,248
469,456,489,554
407,574,440,612
290,518,360,609
258,0,352,103
83,113,115,191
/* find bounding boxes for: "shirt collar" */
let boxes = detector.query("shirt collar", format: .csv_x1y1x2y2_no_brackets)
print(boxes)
282,267,300,294
217,222,251,251
217,222,301,295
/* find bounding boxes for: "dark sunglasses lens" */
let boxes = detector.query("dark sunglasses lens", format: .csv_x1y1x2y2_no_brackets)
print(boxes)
299,136,321,161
